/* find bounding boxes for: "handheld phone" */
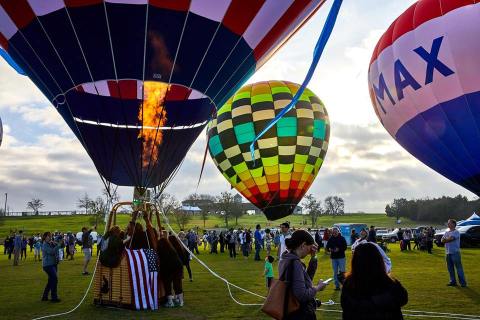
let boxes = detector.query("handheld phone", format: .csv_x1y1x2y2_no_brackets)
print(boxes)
323,278,333,284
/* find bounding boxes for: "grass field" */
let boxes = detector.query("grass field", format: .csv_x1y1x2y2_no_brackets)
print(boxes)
0,213,441,236
0,215,478,320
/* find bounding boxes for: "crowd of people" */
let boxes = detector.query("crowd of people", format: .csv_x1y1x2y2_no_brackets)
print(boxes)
1,217,468,318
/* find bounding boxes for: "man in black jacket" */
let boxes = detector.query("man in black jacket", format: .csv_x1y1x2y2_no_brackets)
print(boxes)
326,227,347,290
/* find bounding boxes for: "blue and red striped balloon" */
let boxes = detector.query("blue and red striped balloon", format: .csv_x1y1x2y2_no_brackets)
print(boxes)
0,0,324,188
369,0,480,195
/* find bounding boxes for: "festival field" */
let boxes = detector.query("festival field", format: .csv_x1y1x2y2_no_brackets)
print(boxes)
0,215,478,320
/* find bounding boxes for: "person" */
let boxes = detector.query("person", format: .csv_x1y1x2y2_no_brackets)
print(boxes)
352,229,392,273
81,226,96,275
239,229,249,258
322,228,331,253
368,226,376,243
187,230,200,255
254,224,262,261
350,229,359,245
21,236,27,260
426,227,434,254
219,231,225,253
13,230,23,266
33,237,42,261
264,255,274,291
441,219,467,287
315,229,322,249
96,234,103,256
226,228,237,258
326,227,347,290
157,237,183,307
403,229,411,251
28,235,34,252
41,231,64,302
341,242,408,319
265,229,272,256
279,230,328,320
170,234,193,287
99,226,125,268
202,231,208,251
397,228,404,250
278,222,291,261
67,232,76,260
210,230,218,254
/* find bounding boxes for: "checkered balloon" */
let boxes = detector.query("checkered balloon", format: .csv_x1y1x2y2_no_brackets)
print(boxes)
207,81,330,220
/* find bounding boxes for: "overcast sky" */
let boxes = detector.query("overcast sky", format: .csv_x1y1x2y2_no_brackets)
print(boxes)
0,0,475,213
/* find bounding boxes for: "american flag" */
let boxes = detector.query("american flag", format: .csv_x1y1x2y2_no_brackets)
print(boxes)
125,249,159,310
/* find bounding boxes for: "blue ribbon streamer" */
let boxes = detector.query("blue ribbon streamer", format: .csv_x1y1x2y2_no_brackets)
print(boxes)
250,0,343,162
0,47,26,76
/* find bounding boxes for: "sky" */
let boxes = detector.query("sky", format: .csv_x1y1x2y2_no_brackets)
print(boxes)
0,0,475,213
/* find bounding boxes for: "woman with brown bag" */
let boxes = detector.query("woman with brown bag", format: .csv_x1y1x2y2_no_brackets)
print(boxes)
278,230,328,320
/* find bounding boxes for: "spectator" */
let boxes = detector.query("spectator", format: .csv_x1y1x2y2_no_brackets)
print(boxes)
13,230,23,266
403,229,412,251
368,226,377,243
326,227,347,290
41,231,64,302
315,229,322,248
210,231,218,254
219,231,225,253
254,224,262,261
239,229,249,258
33,237,42,262
278,222,291,261
265,229,272,256
350,229,359,245
352,229,392,273
341,242,408,320
226,228,237,258
81,226,96,275
21,236,27,260
426,227,434,254
441,219,467,287
264,255,274,291
187,230,200,255
322,228,331,253
279,230,327,319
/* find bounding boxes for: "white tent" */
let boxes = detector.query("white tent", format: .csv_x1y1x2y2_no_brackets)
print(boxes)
467,212,480,220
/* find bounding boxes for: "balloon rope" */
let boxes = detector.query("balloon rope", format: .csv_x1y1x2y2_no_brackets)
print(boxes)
249,0,343,162
0,47,26,75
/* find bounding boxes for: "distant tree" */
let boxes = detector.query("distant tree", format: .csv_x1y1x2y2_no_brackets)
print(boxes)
230,201,245,225
172,207,192,230
89,197,109,226
217,191,235,227
27,198,44,214
324,196,345,215
185,193,208,227
303,194,322,227
155,193,179,216
77,193,93,214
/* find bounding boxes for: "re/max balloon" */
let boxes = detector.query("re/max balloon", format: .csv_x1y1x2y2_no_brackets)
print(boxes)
0,0,324,188
369,0,480,196
207,81,330,220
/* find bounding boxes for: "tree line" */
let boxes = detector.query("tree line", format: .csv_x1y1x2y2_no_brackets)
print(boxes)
385,195,480,223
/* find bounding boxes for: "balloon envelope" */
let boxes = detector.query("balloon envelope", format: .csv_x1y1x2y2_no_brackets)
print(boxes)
0,0,324,188
369,0,480,196
0,116,3,147
207,81,330,220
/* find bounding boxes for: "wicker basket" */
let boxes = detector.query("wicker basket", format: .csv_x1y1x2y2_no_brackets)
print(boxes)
93,251,133,308
93,202,164,309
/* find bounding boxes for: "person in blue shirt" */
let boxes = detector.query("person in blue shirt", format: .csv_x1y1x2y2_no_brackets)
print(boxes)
254,224,262,261
41,231,64,302
441,219,467,287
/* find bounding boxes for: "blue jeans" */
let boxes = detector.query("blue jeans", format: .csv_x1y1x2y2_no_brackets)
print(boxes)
242,243,249,257
446,252,466,285
254,241,261,261
43,265,58,299
331,258,346,288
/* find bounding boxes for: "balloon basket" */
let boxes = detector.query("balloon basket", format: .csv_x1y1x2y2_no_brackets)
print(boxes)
93,201,165,309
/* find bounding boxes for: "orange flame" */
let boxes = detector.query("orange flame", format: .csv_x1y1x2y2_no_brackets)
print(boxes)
138,81,169,168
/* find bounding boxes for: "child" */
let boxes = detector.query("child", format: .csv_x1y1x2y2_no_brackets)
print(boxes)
264,255,274,290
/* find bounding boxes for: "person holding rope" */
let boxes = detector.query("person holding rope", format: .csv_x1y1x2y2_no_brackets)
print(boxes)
279,230,328,320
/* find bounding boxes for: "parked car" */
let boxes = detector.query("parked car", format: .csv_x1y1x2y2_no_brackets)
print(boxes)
375,229,389,242
76,231,98,245
434,225,480,248
382,228,400,243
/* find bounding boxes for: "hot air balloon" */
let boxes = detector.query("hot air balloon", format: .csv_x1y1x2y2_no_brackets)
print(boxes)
207,81,329,220
0,116,3,147
0,0,326,190
368,0,480,196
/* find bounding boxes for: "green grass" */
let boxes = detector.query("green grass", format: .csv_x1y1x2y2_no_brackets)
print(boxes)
0,213,440,236
0,214,479,319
